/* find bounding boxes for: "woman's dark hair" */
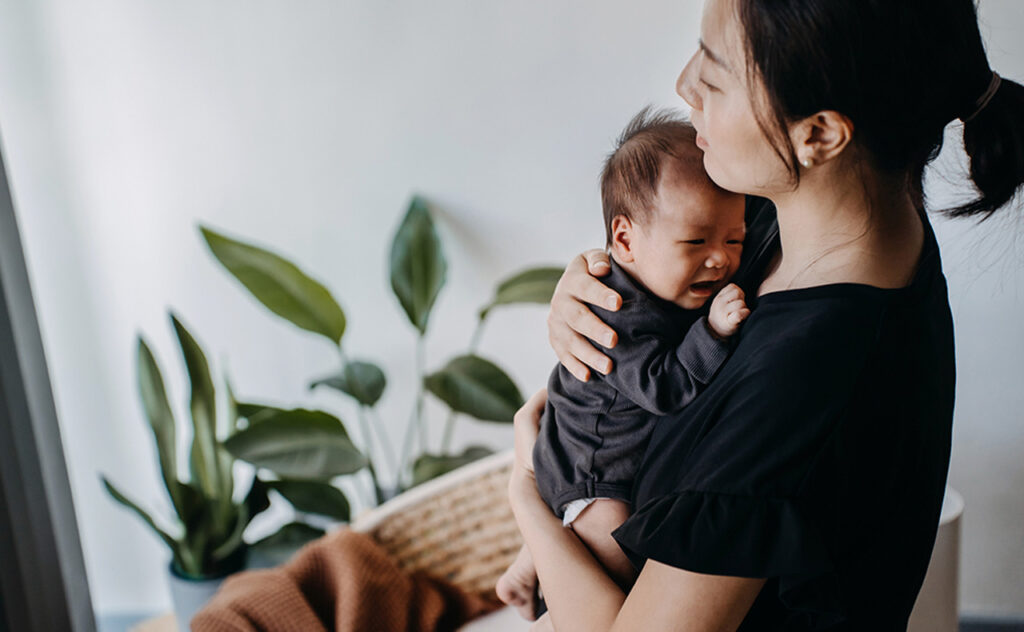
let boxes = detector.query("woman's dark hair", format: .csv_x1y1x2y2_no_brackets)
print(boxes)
736,0,1024,219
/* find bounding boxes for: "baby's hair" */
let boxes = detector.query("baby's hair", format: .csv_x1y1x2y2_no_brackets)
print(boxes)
600,106,720,247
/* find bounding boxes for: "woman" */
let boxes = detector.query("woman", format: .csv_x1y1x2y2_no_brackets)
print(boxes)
508,0,1024,630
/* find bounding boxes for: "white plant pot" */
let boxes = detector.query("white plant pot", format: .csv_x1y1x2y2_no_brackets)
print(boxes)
166,565,232,632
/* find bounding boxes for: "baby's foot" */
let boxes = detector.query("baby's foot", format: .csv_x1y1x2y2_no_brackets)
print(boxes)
495,545,539,621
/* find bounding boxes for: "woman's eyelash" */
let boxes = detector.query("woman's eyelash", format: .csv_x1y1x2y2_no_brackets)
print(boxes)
699,77,718,91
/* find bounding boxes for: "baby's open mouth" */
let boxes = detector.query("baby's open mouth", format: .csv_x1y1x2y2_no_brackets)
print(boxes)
689,280,719,293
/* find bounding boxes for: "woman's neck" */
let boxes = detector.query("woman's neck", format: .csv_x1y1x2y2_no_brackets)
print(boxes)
761,159,924,294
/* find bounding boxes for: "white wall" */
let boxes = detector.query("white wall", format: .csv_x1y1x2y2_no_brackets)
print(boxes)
0,0,1020,619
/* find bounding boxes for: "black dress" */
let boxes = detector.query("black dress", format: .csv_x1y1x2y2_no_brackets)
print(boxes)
608,197,956,630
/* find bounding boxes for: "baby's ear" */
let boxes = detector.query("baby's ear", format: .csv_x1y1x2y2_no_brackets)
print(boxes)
610,215,636,262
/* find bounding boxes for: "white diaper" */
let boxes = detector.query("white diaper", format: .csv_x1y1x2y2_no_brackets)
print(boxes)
560,496,612,527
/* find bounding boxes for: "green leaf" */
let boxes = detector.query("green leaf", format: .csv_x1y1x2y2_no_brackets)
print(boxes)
173,545,201,578
223,411,367,479
252,521,325,550
235,402,286,426
411,446,494,487
102,476,181,555
170,314,224,506
211,503,247,562
479,266,564,320
249,522,325,568
234,407,351,440
225,375,242,436
244,476,272,524
135,338,185,521
174,482,208,533
310,360,387,407
175,489,245,574
180,507,248,579
200,225,347,345
389,196,447,334
424,354,524,422
219,376,238,500
265,479,351,521
199,476,270,566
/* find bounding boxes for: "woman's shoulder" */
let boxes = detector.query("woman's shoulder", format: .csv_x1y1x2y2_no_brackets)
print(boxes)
732,286,888,374
733,204,949,367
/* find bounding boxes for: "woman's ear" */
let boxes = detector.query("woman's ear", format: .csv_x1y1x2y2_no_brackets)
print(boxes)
610,215,637,263
791,110,854,168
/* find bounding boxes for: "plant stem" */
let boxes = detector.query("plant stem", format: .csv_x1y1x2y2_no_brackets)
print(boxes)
357,411,384,504
440,412,456,453
351,404,377,470
367,407,399,488
440,317,487,454
468,317,486,353
364,461,384,506
338,346,384,505
396,334,429,490
415,335,427,454
397,395,420,489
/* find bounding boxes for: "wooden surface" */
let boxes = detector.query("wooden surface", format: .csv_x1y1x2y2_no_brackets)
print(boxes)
130,613,176,632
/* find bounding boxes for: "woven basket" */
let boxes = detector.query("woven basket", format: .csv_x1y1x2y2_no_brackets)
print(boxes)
350,449,522,602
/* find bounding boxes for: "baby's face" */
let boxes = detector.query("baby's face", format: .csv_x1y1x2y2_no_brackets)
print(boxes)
629,175,745,309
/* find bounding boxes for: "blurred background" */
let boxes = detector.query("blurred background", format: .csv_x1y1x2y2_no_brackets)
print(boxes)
0,0,1021,626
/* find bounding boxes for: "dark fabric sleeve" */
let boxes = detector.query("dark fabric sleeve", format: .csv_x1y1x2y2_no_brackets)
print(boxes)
612,490,846,629
594,301,730,415
611,300,882,628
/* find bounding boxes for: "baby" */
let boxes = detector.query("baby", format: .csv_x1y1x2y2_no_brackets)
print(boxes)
496,107,749,620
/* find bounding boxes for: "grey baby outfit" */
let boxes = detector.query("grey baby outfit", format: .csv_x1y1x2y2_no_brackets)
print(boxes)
532,256,731,520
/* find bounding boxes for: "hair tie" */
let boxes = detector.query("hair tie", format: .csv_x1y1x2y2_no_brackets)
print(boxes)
961,72,1002,123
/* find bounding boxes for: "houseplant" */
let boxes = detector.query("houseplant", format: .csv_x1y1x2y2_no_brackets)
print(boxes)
102,313,366,629
201,194,562,503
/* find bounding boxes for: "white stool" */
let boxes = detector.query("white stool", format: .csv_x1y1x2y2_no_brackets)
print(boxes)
908,486,964,632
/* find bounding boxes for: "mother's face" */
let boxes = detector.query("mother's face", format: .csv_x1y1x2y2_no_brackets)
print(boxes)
676,0,793,196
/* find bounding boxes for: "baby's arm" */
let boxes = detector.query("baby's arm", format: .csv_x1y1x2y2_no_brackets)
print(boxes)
596,284,748,415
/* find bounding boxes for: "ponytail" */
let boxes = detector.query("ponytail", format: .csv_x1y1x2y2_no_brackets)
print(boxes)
736,0,1024,222
951,76,1024,219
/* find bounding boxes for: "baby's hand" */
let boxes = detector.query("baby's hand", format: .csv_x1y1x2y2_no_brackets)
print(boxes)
707,284,750,339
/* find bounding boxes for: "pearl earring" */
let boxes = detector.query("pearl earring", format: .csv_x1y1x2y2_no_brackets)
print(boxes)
801,158,813,168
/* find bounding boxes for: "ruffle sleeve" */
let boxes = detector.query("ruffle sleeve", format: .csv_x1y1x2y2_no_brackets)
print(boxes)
611,489,847,628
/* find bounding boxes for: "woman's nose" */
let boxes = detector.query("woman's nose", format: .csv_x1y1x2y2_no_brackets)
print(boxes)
677,52,703,111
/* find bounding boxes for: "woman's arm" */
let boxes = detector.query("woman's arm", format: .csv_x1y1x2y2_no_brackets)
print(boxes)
549,249,623,382
509,390,766,632
508,389,627,626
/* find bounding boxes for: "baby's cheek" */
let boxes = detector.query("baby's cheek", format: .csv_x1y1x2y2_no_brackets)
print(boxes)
680,255,703,279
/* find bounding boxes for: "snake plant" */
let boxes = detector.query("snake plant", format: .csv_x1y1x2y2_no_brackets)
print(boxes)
102,313,364,578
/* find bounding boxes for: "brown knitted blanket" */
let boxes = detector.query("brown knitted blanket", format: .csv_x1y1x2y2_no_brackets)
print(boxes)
192,527,503,632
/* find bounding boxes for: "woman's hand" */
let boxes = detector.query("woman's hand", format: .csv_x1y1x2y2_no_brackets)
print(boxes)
548,249,622,382
509,388,548,509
